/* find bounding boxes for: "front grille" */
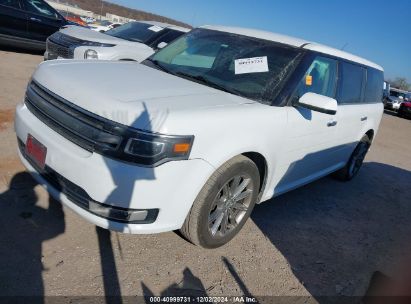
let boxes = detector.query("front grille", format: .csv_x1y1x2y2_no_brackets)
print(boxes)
46,40,73,59
25,81,123,153
47,32,86,59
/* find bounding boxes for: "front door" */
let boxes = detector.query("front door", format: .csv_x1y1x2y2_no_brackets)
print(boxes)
274,55,341,195
22,0,63,42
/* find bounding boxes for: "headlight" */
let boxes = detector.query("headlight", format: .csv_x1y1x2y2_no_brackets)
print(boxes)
84,49,98,59
121,130,194,166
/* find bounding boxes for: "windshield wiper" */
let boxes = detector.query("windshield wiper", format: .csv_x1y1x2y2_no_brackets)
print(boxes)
175,72,238,95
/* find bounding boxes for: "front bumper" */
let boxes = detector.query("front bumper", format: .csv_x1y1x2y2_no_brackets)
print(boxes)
399,107,411,118
385,102,400,110
15,102,215,233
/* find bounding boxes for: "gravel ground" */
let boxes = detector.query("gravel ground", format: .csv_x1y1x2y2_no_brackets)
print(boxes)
0,49,410,302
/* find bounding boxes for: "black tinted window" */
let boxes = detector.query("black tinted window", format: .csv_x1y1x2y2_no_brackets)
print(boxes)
105,22,162,44
364,68,384,103
155,30,185,45
0,0,20,8
23,0,58,18
337,61,364,104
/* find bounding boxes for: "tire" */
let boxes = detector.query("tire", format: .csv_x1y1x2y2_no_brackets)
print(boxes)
333,134,371,181
180,155,260,248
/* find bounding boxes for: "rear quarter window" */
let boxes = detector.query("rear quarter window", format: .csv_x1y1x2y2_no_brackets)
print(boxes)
364,68,384,103
337,61,365,104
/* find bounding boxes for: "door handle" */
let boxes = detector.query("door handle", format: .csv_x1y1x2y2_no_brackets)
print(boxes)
361,116,368,121
30,17,42,22
327,120,337,127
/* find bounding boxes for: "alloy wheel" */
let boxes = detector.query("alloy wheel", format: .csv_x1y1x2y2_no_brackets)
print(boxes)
349,142,369,177
208,175,254,238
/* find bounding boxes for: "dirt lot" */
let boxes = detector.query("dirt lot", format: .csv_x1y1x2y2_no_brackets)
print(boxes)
0,49,411,302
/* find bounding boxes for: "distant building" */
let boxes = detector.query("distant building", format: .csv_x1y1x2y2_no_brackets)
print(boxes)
46,0,134,23
46,0,94,17
106,13,135,23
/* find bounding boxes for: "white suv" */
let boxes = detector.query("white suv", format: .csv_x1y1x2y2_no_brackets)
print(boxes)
44,21,190,62
15,26,384,248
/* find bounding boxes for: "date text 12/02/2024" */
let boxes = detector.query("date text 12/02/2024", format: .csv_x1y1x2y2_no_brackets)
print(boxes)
148,296,258,303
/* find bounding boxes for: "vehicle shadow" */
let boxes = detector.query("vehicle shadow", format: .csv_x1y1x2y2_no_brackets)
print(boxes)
251,161,411,301
383,109,398,117
0,172,65,302
141,257,254,298
0,44,44,56
96,103,164,302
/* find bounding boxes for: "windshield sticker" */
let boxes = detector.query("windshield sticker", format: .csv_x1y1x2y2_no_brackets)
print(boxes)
234,56,269,74
148,25,164,32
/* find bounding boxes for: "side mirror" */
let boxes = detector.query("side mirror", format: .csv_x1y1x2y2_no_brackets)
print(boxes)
157,42,168,49
297,92,337,115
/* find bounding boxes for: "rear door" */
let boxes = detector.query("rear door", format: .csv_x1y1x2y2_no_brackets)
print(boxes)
333,61,368,162
0,0,28,39
275,55,340,194
21,0,63,42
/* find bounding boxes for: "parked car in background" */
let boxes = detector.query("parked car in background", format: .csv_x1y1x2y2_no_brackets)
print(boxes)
16,26,384,248
384,88,408,111
398,100,411,119
0,0,70,50
44,21,190,61
58,11,87,27
89,20,114,33
80,16,96,24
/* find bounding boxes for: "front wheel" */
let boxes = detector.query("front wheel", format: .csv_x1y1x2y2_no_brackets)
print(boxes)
180,155,260,248
333,134,371,181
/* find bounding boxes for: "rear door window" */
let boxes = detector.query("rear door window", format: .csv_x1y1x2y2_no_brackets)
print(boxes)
337,61,365,104
291,56,338,102
23,0,58,18
364,68,384,103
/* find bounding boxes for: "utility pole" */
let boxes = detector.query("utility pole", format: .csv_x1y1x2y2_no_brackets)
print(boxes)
100,0,104,20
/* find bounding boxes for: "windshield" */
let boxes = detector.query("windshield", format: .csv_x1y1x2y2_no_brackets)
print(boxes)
390,91,406,98
105,22,164,43
143,29,302,104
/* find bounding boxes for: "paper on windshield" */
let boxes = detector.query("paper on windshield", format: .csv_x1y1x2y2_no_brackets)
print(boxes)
148,25,164,32
234,56,269,74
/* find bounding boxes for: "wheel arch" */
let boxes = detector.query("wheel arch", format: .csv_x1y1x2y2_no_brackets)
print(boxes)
365,129,375,142
241,151,268,202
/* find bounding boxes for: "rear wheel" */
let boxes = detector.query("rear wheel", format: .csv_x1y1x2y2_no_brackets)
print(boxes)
333,134,371,181
180,155,260,248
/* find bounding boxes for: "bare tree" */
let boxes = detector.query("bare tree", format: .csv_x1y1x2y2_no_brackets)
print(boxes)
387,77,411,91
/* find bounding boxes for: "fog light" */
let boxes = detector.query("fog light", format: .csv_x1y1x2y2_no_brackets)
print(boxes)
89,201,149,222
84,49,98,59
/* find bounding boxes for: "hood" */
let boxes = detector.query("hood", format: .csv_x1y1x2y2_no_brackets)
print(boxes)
32,61,253,131
60,26,148,48
401,101,411,108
